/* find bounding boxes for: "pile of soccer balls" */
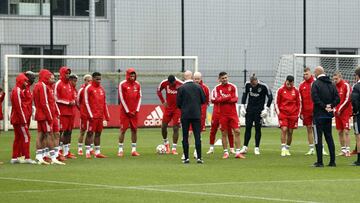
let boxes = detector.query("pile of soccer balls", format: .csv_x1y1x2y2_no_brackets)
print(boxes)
156,144,167,154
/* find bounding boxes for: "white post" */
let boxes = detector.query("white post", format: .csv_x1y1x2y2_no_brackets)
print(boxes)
89,0,96,71
292,54,296,84
194,56,198,72
4,55,8,131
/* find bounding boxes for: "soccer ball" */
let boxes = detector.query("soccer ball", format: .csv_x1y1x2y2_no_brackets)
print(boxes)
156,144,167,154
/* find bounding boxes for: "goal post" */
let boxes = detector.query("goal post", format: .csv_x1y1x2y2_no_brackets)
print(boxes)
3,55,198,131
274,53,360,93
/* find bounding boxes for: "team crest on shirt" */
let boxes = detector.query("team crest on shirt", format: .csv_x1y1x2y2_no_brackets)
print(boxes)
228,87,232,91
257,87,262,92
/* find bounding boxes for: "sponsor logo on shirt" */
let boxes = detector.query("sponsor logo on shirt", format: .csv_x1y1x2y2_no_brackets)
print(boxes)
166,86,177,94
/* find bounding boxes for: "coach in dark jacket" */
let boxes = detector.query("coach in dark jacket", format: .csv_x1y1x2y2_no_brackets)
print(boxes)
351,67,360,166
177,70,206,164
311,66,340,167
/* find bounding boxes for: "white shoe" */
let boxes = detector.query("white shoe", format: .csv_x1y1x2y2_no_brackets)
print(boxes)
305,149,315,155
18,156,26,164
24,159,37,164
337,151,346,156
281,149,286,157
230,148,236,154
285,149,291,156
193,151,198,159
254,147,260,155
206,148,214,154
36,159,50,165
239,146,248,154
10,158,20,164
51,159,66,165
181,154,185,160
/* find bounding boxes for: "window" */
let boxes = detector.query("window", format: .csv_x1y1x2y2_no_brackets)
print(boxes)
2,0,105,17
319,48,358,79
52,0,71,16
75,0,105,16
21,45,66,72
0,0,8,14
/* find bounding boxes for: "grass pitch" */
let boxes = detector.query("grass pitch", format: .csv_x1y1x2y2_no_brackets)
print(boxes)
0,127,358,203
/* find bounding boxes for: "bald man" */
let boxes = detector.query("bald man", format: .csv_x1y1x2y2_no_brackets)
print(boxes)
311,66,339,167
177,71,206,163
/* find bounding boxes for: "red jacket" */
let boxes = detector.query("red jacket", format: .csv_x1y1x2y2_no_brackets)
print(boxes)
48,84,60,118
23,84,33,123
33,69,53,123
210,87,220,117
199,80,210,115
77,83,89,119
118,68,142,114
84,81,110,120
275,84,301,118
0,92,5,120
156,78,183,111
71,85,78,116
335,80,352,117
10,73,28,125
212,82,238,116
55,66,74,116
299,76,314,115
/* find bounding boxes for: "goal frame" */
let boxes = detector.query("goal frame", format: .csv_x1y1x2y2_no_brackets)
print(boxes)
292,53,360,84
3,54,198,131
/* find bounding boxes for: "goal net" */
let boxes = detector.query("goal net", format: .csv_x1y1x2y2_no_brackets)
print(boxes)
2,55,198,131
274,54,360,92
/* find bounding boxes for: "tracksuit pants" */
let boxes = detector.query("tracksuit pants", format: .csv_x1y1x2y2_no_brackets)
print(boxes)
12,124,31,159
313,118,335,164
244,111,262,147
181,118,201,160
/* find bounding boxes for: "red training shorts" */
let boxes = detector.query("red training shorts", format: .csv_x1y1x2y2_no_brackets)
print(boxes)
60,115,73,131
335,115,350,130
219,114,239,131
162,108,181,126
80,117,89,131
120,112,138,131
37,120,52,133
88,118,104,133
302,114,313,126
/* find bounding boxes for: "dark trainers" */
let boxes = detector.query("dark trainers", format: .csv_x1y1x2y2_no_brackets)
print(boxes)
351,161,360,166
196,159,204,164
182,159,190,164
312,162,324,167
327,162,336,167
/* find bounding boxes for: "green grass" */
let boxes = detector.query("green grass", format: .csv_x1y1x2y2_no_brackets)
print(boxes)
0,127,359,203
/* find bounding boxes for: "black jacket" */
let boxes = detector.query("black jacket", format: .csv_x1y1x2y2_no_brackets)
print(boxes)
176,81,206,119
311,75,340,118
241,81,273,113
351,81,360,115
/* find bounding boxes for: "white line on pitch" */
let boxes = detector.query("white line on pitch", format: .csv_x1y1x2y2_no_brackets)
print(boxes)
138,178,360,188
0,187,109,194
0,177,318,203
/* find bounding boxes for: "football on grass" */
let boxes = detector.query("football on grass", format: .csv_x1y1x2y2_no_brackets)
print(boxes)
156,144,167,154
